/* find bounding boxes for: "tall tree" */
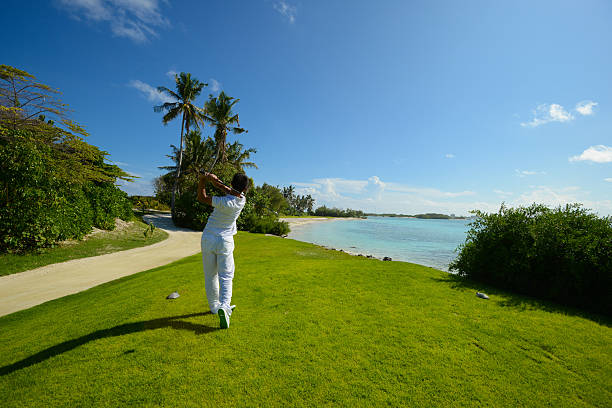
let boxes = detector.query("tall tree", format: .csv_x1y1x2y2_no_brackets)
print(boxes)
154,72,206,215
202,91,246,163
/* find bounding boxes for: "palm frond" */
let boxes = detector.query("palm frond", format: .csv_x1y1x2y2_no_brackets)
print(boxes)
230,126,247,135
162,107,181,124
153,101,178,113
156,86,180,101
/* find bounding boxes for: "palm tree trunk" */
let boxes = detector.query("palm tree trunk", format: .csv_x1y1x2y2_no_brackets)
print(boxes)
219,128,227,163
171,113,186,218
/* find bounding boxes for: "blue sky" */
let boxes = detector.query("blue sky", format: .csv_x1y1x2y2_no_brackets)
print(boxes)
2,0,611,215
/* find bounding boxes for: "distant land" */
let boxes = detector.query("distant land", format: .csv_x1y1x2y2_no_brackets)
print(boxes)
365,213,470,220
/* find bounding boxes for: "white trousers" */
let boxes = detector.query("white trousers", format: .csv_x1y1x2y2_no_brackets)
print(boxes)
201,233,235,315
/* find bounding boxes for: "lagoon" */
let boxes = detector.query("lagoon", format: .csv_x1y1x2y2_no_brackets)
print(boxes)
287,216,471,271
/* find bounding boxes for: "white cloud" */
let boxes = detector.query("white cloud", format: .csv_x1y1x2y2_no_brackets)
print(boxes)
384,184,475,198
605,178,612,183
569,145,612,163
117,178,155,196
273,1,297,23
58,0,169,43
521,103,574,127
511,185,612,215
515,169,545,178
292,176,479,215
128,79,175,103
290,177,612,216
445,153,455,159
575,100,598,116
209,78,222,93
166,70,178,79
494,189,513,197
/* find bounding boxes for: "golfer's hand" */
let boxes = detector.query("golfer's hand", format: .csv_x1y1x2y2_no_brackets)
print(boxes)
205,172,219,182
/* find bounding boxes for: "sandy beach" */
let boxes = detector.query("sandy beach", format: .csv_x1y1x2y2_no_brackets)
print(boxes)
280,217,362,227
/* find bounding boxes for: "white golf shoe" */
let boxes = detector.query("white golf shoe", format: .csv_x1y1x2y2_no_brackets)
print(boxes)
218,307,230,329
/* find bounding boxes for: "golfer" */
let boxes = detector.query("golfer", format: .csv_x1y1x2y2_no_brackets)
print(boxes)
197,172,249,329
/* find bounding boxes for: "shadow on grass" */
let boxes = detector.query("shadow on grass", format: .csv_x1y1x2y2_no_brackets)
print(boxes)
432,274,611,328
0,312,216,376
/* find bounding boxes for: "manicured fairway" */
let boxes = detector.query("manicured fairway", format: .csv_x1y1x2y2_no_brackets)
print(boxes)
0,233,610,407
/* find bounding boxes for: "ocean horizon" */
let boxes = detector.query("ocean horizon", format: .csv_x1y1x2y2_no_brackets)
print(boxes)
287,216,471,271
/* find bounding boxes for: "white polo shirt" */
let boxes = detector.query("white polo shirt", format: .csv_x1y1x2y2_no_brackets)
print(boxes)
203,195,246,237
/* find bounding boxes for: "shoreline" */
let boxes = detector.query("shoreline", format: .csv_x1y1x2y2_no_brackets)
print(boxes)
279,216,362,227
280,216,398,264
280,216,454,272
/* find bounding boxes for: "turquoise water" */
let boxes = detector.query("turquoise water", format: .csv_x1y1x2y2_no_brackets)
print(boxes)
287,216,471,271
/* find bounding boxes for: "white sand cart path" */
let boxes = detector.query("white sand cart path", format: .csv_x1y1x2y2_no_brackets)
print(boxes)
0,213,201,317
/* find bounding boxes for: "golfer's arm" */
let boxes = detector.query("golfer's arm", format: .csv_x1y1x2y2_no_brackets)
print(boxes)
208,178,233,195
197,177,213,206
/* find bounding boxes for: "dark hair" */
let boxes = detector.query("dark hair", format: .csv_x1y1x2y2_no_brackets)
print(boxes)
231,173,249,193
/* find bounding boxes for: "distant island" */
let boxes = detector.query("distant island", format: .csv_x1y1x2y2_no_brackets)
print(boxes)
366,213,469,220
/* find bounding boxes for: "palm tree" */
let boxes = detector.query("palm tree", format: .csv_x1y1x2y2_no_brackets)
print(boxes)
160,130,216,180
226,141,258,172
154,72,206,215
182,130,217,176
202,91,246,163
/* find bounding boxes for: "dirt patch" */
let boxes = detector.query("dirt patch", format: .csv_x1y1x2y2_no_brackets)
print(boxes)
85,227,105,238
59,218,135,244
113,218,131,231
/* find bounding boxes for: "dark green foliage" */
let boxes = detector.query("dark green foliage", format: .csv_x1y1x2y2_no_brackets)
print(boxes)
1,133,89,251
281,185,315,215
314,206,365,218
129,195,170,212
153,173,173,205
240,214,290,235
450,203,612,316
173,192,211,231
85,183,133,230
413,213,451,219
0,128,133,253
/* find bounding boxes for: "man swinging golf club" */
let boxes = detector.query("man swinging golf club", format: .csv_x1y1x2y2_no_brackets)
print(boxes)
197,171,249,329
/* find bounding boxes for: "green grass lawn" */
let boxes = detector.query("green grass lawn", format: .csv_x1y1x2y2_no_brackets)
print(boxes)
0,219,168,276
0,233,610,407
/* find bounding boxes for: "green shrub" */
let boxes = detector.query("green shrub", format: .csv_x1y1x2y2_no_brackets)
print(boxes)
314,206,365,218
0,137,91,251
450,203,612,316
85,182,133,230
173,192,211,231
129,195,170,212
0,129,133,252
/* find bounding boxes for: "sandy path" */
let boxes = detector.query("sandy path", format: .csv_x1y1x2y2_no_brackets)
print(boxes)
0,214,202,317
